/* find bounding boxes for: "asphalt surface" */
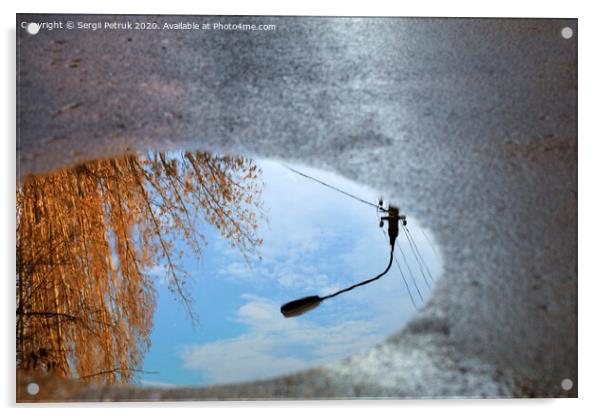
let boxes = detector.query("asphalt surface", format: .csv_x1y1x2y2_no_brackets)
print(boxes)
17,15,577,399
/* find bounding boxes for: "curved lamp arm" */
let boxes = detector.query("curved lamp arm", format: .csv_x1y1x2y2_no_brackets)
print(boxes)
280,245,395,318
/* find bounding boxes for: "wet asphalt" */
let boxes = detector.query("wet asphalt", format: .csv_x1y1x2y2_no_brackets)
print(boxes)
17,15,577,398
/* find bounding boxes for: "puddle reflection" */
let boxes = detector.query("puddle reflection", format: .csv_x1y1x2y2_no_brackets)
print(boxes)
16,152,442,388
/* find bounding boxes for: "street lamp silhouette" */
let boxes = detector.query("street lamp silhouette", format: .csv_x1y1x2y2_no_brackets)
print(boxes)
281,206,405,318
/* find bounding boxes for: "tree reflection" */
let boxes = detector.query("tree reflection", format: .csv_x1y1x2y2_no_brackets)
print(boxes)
16,151,265,383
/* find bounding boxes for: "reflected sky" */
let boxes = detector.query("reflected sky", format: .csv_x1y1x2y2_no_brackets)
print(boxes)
140,159,443,387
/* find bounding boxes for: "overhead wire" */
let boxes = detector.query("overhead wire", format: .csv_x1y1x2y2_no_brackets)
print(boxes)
281,163,386,212
404,225,435,284
401,226,432,288
420,227,439,258
375,206,418,309
395,235,426,301
283,163,434,307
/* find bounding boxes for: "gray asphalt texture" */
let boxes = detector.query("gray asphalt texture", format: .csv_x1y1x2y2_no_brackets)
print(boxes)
17,15,577,399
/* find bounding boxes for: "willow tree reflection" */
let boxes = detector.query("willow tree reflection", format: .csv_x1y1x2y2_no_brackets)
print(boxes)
16,151,265,383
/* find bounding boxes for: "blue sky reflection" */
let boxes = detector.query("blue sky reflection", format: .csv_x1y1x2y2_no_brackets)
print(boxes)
140,159,442,387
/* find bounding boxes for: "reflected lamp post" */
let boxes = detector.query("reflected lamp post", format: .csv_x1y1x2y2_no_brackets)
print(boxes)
281,206,405,318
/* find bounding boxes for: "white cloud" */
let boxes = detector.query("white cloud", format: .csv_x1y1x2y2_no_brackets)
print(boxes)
139,379,181,389
146,263,170,285
217,161,384,288
179,294,386,384
177,162,443,385
219,261,255,281
181,335,309,384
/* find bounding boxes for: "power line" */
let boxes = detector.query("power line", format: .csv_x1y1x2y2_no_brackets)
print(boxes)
404,225,435,284
376,203,424,303
282,163,433,308
402,226,431,288
375,207,418,308
282,164,386,212
393,252,420,307
395,240,425,301
420,227,439,258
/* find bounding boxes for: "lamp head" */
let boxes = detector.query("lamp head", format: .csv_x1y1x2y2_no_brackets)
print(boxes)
280,295,322,318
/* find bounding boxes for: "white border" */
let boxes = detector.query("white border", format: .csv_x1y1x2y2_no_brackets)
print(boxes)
1,0,584,17
3,1,600,415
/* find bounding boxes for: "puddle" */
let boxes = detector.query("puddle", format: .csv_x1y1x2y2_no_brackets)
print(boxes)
16,151,442,388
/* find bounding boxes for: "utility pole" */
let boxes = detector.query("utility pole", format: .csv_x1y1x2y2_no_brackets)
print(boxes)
380,205,406,248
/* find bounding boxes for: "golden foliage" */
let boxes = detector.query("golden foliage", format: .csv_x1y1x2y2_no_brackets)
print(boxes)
16,151,264,383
